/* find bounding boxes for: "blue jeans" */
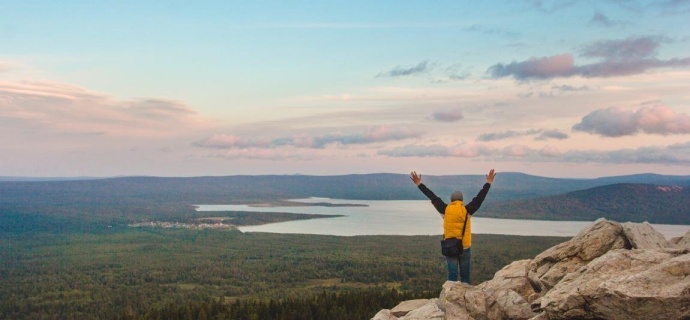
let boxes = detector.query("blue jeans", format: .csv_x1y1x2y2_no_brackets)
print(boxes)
445,247,471,283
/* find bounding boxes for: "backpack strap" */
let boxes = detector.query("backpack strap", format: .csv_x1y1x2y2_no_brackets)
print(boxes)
459,210,469,243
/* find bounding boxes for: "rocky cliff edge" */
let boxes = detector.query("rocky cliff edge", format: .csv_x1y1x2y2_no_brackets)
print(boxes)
372,219,690,320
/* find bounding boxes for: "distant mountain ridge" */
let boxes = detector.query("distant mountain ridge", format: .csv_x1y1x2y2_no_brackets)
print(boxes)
1,172,689,232
2,172,689,203
484,183,690,224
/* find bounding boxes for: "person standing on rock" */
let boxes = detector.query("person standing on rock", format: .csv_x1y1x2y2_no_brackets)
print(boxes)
409,169,496,284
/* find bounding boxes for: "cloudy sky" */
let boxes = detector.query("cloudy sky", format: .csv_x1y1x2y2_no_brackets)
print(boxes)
2,1,690,178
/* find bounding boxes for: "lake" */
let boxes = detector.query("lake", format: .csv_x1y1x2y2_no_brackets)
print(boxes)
196,198,690,238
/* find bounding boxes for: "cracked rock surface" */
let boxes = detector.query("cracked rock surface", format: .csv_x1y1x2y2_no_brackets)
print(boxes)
371,219,690,320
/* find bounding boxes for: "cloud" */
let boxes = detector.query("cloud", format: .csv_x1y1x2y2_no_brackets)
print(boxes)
377,61,473,83
379,143,528,159
501,144,531,157
123,99,196,120
432,109,464,122
573,105,690,137
476,129,567,141
488,36,690,80
379,141,690,166
0,80,104,101
477,130,524,141
205,149,319,161
488,54,575,80
551,84,589,92
192,134,271,149
589,12,614,27
194,125,422,150
377,144,450,157
669,141,690,150
580,36,661,60
308,125,422,148
539,145,562,157
558,146,690,165
535,129,569,140
377,60,430,77
378,143,498,158
0,80,201,137
464,24,520,38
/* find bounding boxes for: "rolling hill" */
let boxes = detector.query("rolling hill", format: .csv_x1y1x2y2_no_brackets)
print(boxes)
1,173,689,233
483,183,690,224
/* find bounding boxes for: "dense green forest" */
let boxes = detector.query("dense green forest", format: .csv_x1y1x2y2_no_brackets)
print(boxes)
0,229,565,319
1,173,687,319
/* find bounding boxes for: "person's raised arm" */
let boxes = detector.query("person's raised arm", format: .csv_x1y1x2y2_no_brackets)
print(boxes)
410,171,447,214
466,169,496,215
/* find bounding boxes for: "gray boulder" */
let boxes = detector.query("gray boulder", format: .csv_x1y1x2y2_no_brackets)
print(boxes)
528,218,629,293
370,220,689,320
622,221,669,249
540,248,690,320
390,299,433,318
477,259,538,302
439,281,534,320
398,300,443,320
674,229,690,250
373,299,443,320
371,309,397,320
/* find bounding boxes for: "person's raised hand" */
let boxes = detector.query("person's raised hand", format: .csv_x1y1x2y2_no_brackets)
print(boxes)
486,169,496,184
409,171,422,186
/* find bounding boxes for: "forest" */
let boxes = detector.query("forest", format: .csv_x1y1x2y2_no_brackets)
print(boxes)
2,173,686,319
0,228,566,319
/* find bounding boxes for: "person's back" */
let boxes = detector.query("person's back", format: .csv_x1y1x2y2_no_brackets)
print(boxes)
410,169,496,283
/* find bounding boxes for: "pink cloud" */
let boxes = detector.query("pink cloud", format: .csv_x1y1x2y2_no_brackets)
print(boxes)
206,148,319,161
192,134,271,149
377,144,449,157
194,125,422,151
448,144,495,158
123,99,196,120
378,143,497,158
432,109,464,122
488,54,575,79
501,144,530,157
488,36,690,80
0,80,201,137
539,146,562,157
573,105,690,137
379,141,690,166
477,129,568,141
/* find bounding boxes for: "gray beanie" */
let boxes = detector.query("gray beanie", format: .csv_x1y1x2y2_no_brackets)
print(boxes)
450,191,464,202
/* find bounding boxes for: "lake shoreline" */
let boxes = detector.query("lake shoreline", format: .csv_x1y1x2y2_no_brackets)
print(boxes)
197,198,690,238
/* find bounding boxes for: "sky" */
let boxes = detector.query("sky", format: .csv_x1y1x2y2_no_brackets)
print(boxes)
1,0,690,178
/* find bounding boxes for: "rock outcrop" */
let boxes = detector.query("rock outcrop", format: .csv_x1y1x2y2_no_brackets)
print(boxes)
371,219,690,320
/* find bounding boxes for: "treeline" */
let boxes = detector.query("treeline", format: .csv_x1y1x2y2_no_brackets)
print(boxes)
3,173,688,208
136,288,433,320
3,174,690,234
0,230,566,319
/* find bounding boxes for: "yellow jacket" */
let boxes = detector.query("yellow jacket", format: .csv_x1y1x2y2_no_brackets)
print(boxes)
443,200,471,248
